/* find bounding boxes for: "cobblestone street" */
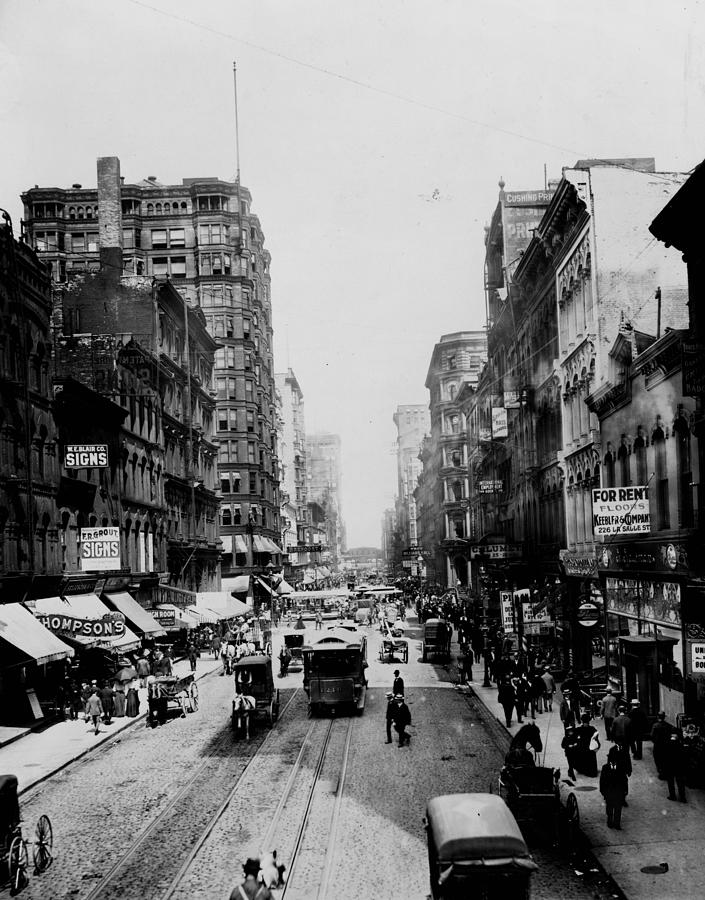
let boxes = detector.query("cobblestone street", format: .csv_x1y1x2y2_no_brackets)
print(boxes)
12,619,617,900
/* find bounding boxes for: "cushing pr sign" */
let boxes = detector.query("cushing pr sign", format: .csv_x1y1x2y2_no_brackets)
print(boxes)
591,486,651,536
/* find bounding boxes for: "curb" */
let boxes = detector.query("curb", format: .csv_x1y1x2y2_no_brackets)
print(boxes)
19,662,223,798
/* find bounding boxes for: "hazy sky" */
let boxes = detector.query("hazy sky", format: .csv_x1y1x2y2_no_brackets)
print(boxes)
2,0,705,546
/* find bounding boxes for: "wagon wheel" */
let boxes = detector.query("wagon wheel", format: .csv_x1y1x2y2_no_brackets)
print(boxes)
33,815,53,874
562,792,580,852
271,690,280,723
189,681,199,712
8,835,28,895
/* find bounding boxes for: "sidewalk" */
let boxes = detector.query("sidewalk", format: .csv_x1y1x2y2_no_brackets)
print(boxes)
467,669,705,899
0,654,222,794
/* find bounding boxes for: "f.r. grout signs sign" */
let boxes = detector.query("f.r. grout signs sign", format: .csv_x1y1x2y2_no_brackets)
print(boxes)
592,486,650,536
80,527,120,572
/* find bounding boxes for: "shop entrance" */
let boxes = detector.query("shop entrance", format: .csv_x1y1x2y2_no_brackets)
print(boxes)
619,634,678,717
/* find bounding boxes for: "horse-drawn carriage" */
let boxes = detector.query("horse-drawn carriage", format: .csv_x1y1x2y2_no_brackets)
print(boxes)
146,673,199,727
0,774,53,895
232,655,280,740
422,619,452,662
492,723,579,849
378,622,408,664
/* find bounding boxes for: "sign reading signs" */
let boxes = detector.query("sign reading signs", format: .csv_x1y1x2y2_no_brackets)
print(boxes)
38,611,125,639
592,486,651,536
492,407,508,439
80,527,121,572
64,444,109,468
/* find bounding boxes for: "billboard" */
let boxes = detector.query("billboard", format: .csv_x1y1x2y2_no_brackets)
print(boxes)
502,189,554,279
80,527,121,572
592,486,651,536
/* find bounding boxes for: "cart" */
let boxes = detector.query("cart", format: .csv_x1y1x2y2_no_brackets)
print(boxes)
424,793,538,899
282,632,305,673
422,619,452,662
0,774,53,895
378,622,408,664
146,673,199,727
494,764,578,849
232,655,280,735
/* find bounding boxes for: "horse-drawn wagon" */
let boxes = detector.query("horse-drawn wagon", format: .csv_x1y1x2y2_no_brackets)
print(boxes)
232,655,280,739
146,673,199,727
421,618,452,662
0,774,53,895
492,723,579,848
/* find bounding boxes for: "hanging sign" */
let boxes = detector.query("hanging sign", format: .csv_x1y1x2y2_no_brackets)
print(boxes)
80,527,121,572
691,643,705,674
577,602,600,627
38,611,126,638
592,486,651,536
500,591,515,633
492,407,508,439
64,444,109,468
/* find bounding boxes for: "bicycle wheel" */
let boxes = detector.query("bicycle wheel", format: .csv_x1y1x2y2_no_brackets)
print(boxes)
9,835,28,895
33,814,54,873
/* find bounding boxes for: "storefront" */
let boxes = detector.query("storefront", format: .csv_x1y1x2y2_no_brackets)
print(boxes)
598,540,688,722
0,602,74,725
32,576,141,681
559,550,604,673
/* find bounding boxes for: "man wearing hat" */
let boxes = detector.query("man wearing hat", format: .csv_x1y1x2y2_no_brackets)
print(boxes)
392,669,405,697
627,699,648,760
650,711,675,779
599,687,618,740
391,694,412,747
384,691,395,743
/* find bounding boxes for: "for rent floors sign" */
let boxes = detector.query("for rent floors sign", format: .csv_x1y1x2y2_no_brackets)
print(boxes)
592,486,651,537
80,527,121,572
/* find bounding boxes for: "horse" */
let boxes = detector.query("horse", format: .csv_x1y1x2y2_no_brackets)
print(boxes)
232,692,255,740
505,721,543,767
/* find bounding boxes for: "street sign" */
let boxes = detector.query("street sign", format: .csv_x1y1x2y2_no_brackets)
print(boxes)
577,602,600,627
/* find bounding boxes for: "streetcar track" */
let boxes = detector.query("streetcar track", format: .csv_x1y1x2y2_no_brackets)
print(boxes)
82,688,300,900
280,716,355,900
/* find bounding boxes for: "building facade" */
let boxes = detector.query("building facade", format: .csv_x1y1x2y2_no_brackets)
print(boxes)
416,332,487,588
21,157,281,586
305,432,344,570
391,404,429,575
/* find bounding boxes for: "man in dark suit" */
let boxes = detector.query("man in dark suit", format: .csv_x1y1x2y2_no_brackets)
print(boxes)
384,691,394,743
392,669,405,697
600,746,629,829
391,694,411,747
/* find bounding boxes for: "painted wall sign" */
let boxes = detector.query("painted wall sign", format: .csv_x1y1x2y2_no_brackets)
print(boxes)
492,407,508,439
64,444,109,468
80,527,121,572
592,486,650,536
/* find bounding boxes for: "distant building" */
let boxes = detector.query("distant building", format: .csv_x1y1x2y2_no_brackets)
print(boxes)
306,432,344,569
392,404,429,574
415,332,487,587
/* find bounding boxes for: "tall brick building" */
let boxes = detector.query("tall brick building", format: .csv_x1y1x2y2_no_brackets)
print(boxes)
22,157,281,587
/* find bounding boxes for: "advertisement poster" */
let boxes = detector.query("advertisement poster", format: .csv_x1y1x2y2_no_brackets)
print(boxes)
592,486,650,536
492,407,508,439
500,591,515,633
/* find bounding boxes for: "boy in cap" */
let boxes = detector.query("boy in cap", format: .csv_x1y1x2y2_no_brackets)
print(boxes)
384,691,395,743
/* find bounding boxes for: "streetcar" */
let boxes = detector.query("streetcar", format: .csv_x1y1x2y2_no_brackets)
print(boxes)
302,628,368,715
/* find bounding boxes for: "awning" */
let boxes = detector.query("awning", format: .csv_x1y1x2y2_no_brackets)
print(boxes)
34,594,141,651
0,603,74,665
220,535,233,554
276,579,295,595
222,575,250,595
152,604,197,630
196,594,253,620
186,605,219,625
263,538,282,554
102,591,166,637
256,577,277,597
234,535,249,554
252,535,267,553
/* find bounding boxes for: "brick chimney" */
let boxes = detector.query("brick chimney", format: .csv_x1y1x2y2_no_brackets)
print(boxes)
97,156,123,277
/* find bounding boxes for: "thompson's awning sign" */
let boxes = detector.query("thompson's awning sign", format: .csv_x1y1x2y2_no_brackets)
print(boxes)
592,486,651,536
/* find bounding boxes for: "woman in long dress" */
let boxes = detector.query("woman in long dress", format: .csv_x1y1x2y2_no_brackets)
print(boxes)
574,712,600,776
113,683,127,717
125,681,140,717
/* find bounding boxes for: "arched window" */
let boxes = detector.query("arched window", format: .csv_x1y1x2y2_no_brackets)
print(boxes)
618,441,629,486
604,451,615,488
674,415,693,528
653,425,669,530
634,429,647,484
